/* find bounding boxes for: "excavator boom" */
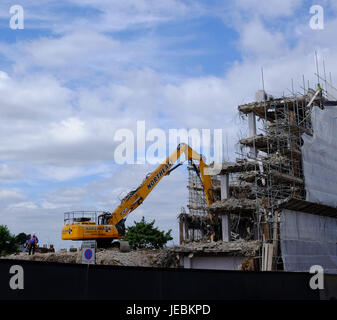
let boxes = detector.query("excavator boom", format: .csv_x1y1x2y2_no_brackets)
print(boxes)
62,143,214,241
108,143,214,226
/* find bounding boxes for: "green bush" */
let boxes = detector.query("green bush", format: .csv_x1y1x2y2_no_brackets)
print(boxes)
0,225,19,256
125,217,173,249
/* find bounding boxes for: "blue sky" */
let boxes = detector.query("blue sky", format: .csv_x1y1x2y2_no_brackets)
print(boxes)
1,0,337,249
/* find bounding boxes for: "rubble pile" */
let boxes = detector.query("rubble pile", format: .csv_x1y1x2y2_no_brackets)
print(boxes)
170,240,260,257
96,248,168,267
2,248,174,267
2,251,79,263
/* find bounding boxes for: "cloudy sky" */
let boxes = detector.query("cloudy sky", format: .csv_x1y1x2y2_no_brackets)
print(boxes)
0,0,337,249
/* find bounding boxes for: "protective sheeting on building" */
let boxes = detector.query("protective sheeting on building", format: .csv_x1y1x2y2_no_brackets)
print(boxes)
280,209,337,274
302,105,337,207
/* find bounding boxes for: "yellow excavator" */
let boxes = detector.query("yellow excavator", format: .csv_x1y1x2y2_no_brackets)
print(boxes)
61,143,215,245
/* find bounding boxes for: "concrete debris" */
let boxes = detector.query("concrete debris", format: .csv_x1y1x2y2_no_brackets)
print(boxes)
209,198,259,214
281,148,302,160
239,134,301,154
218,161,257,174
271,170,304,185
2,251,80,264
230,182,253,193
2,248,174,268
178,213,210,225
96,249,167,267
238,172,257,183
239,134,269,148
266,153,290,166
212,182,253,195
170,240,260,257
187,204,207,211
238,92,322,116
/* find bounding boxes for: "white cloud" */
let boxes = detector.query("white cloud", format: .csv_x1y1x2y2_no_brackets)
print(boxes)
50,118,87,144
65,0,194,32
0,72,72,122
163,76,238,128
34,164,110,182
24,31,119,69
41,186,88,209
0,189,27,204
8,201,39,210
234,0,303,18
0,163,25,181
238,19,289,58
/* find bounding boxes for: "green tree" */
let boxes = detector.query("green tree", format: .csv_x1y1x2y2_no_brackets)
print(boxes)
0,225,18,256
125,217,173,249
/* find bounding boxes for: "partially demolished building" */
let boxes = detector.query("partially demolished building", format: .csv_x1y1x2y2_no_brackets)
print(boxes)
176,85,337,273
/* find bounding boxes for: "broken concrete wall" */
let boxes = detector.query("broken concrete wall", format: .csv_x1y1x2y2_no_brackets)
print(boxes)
173,240,260,270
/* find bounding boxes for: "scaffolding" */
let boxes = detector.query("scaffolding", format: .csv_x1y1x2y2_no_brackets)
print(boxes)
187,163,208,215
234,87,327,270
178,162,210,242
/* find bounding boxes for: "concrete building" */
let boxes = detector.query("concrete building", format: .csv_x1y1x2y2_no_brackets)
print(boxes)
177,86,337,273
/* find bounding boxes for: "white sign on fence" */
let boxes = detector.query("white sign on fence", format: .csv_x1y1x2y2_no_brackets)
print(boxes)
81,240,96,265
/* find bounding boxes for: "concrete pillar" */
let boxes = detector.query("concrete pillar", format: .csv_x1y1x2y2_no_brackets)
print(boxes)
262,243,273,271
248,112,257,158
219,174,229,199
184,222,189,242
272,211,279,270
248,112,257,137
221,215,231,242
220,174,230,242
179,221,184,245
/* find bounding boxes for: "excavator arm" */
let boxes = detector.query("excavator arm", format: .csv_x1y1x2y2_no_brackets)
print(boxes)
108,143,214,226
62,143,214,241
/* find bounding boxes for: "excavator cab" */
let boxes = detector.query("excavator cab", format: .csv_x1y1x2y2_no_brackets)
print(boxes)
61,211,120,241
63,211,99,225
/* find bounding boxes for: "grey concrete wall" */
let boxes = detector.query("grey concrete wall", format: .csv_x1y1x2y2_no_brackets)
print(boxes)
181,255,246,271
280,209,337,274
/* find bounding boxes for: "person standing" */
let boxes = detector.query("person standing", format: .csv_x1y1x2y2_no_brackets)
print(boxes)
316,83,323,98
28,233,39,255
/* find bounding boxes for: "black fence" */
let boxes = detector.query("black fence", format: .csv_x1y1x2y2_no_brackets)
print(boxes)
0,259,336,300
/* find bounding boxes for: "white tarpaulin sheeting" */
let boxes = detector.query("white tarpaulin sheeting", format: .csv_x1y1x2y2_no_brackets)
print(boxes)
301,105,337,207
280,209,337,274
